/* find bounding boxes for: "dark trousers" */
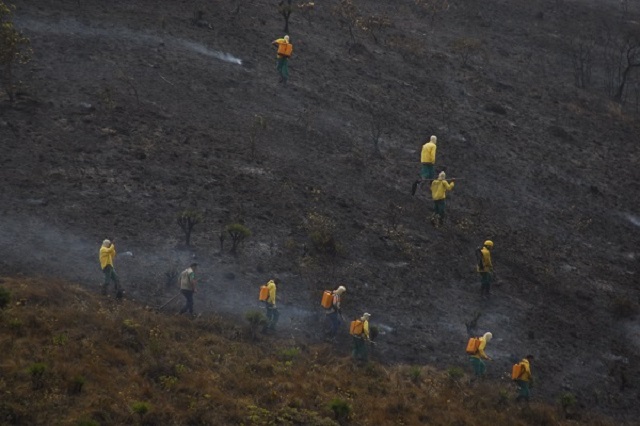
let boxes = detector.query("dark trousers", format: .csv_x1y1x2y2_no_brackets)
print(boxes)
433,199,446,219
420,164,435,179
101,265,120,295
352,336,368,361
480,272,492,296
179,289,194,314
265,304,279,330
327,311,341,337
516,380,530,401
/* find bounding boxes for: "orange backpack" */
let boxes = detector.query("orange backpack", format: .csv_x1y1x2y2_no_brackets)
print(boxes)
277,42,293,57
465,337,481,355
321,290,333,309
350,320,364,336
259,285,269,302
511,363,523,380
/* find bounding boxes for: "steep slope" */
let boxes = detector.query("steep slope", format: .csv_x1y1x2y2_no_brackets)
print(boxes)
0,0,638,419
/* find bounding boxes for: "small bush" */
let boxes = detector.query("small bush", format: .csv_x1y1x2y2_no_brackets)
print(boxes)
69,375,85,394
8,317,22,331
177,209,203,246
245,310,267,340
278,347,301,362
306,212,338,256
451,37,483,66
131,401,151,416
28,362,46,389
447,366,464,381
0,286,10,309
159,375,178,390
76,420,99,426
559,392,576,409
53,332,68,346
329,398,351,421
226,223,251,255
408,366,422,384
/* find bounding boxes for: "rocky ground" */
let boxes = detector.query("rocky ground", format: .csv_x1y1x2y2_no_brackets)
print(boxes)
1,0,639,420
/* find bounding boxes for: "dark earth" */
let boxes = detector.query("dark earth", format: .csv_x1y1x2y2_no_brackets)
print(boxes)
1,0,639,420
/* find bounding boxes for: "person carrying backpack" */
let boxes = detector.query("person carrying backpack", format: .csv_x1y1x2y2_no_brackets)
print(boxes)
271,35,293,84
351,313,371,361
325,285,346,339
477,240,494,298
514,355,534,402
178,263,198,317
430,171,455,227
469,332,493,377
262,279,279,332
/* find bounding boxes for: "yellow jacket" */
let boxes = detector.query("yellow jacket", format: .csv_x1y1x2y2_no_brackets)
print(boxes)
421,141,436,164
430,179,454,200
478,247,493,272
99,245,116,270
362,319,370,340
517,359,532,381
471,336,489,359
266,280,277,305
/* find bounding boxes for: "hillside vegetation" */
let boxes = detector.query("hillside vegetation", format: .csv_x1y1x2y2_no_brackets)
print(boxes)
0,277,618,425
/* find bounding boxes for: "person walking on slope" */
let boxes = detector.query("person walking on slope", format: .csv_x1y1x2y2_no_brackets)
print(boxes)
469,332,493,377
263,279,279,332
271,35,293,84
99,239,123,298
325,285,346,339
514,355,534,402
351,312,371,362
411,135,438,196
477,240,494,298
430,171,455,227
178,263,198,317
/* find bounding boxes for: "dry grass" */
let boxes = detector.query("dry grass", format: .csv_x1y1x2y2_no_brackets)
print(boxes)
0,276,620,425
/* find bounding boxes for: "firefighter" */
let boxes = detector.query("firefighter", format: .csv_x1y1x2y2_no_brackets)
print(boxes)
271,35,293,84
470,332,493,377
430,171,455,227
263,279,279,332
326,285,346,339
99,239,122,298
351,312,371,361
514,355,534,402
478,240,494,298
411,135,438,196
178,263,198,316
420,135,437,180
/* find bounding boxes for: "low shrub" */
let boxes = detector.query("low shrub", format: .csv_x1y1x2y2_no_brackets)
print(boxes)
328,397,351,421
0,286,10,309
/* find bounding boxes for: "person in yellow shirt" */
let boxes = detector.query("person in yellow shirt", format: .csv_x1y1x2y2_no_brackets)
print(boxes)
514,355,534,402
263,279,279,332
351,313,371,361
271,35,293,84
430,171,455,226
477,240,494,298
469,332,492,377
99,239,122,297
420,135,437,180
411,136,438,196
